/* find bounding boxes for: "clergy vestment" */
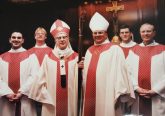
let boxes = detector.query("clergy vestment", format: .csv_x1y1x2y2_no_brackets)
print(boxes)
28,44,52,66
126,42,165,116
120,40,137,58
82,42,135,116
28,50,78,116
28,44,52,116
0,47,39,116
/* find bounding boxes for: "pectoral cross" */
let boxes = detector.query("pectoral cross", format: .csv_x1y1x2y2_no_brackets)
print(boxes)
106,1,124,35
61,65,64,68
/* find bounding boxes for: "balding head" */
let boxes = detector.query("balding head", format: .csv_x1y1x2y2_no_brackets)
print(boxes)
140,23,156,45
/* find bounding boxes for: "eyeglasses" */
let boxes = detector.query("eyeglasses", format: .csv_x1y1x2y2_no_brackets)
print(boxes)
11,36,22,39
56,36,68,40
35,33,46,35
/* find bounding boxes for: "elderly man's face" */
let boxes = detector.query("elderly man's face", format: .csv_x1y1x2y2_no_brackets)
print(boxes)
92,31,107,44
55,32,69,50
140,24,155,44
9,32,24,49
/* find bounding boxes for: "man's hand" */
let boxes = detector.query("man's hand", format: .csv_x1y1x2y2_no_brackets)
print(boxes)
136,87,150,98
78,57,84,69
5,94,15,102
6,92,23,102
13,92,23,101
136,87,157,98
148,90,157,97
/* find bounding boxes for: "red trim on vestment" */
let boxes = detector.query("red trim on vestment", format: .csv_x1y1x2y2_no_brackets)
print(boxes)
120,45,137,58
49,51,78,116
1,51,29,93
28,47,52,65
132,44,164,116
132,45,164,89
84,43,112,116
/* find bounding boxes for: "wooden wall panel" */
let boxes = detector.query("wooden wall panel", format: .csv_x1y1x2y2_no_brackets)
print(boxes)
78,0,158,44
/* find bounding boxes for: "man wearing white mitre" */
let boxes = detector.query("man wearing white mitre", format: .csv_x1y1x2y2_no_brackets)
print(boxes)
81,12,135,116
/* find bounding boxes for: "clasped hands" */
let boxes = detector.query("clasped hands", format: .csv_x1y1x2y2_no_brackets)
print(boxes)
5,92,23,102
136,87,157,98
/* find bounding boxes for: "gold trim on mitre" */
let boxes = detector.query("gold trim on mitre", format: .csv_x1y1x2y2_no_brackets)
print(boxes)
56,26,63,31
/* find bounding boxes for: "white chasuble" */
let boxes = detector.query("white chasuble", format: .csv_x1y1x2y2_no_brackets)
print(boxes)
29,51,78,116
0,50,39,116
127,44,165,116
82,43,135,116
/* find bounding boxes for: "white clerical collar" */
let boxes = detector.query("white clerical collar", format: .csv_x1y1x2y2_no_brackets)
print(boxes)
139,40,159,46
35,44,47,48
9,47,26,53
53,43,74,59
120,40,137,48
94,38,110,46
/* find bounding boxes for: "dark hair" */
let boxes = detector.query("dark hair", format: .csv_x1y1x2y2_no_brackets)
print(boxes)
119,24,132,32
10,29,24,38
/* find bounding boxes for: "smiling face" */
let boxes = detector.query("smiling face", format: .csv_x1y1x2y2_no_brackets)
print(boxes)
54,32,69,50
9,32,24,49
92,31,108,44
140,23,155,45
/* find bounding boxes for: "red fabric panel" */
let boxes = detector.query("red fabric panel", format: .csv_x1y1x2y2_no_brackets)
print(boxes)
2,51,28,93
28,47,52,65
84,43,112,116
49,51,78,116
133,45,164,89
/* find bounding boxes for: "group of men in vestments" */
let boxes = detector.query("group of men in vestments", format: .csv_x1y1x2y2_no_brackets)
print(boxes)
0,12,165,116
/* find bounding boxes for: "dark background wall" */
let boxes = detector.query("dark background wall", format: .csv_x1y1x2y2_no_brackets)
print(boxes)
0,0,79,54
0,0,164,55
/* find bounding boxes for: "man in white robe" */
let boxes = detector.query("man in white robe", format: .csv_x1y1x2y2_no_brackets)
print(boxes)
82,12,135,116
119,25,137,114
0,31,39,116
126,23,165,116
28,19,78,116
119,24,137,58
28,27,52,66
28,27,52,116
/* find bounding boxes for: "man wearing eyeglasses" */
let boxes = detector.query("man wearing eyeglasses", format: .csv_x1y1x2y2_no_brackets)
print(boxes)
0,31,39,116
28,27,52,65
126,23,165,116
28,19,78,116
28,27,52,116
81,12,135,116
